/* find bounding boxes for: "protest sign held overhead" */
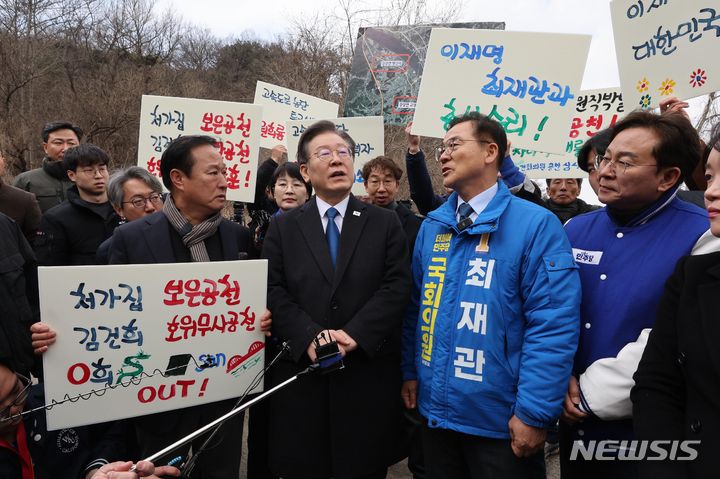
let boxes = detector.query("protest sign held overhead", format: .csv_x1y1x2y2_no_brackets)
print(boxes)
39,260,267,430
412,28,591,154
254,81,339,149
512,87,626,179
611,0,720,110
138,95,262,203
286,116,384,196
343,22,505,125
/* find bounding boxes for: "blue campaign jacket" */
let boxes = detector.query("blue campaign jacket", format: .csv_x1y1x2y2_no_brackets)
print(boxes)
566,196,708,374
401,182,581,439
563,193,708,440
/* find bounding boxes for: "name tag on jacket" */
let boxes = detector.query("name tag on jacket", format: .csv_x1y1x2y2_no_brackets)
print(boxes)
572,248,603,265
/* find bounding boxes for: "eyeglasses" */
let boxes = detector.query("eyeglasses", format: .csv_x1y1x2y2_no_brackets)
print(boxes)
594,154,657,174
77,165,109,176
122,193,163,209
274,182,306,191
313,147,352,162
367,179,397,188
435,139,491,161
0,373,31,420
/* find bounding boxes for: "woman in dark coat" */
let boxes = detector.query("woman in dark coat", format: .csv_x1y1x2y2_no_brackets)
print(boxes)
631,124,720,479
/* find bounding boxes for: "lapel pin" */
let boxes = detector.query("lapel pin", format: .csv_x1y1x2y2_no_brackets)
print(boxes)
353,211,361,216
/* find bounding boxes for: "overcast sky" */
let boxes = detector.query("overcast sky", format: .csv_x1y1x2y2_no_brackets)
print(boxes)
157,0,620,90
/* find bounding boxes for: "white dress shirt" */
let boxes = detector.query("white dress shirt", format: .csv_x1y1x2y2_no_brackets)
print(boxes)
316,195,350,233
456,183,498,222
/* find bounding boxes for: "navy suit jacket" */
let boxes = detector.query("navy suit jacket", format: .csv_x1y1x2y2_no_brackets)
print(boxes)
107,211,252,264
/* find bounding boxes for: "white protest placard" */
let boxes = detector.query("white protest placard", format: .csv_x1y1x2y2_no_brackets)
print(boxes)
137,95,263,203
512,148,587,179
286,116,385,196
412,28,591,154
611,0,720,110
513,87,626,179
254,81,339,149
39,260,267,430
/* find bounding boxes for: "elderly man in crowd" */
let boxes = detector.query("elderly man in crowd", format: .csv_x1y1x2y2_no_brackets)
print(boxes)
95,166,164,263
362,155,424,253
544,178,601,224
559,111,709,479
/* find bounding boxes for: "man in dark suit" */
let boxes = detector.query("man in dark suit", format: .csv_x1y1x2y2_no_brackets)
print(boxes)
262,121,411,479
108,135,254,479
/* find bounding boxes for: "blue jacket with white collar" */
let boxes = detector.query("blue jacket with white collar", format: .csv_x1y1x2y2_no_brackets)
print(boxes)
402,181,581,438
563,191,708,439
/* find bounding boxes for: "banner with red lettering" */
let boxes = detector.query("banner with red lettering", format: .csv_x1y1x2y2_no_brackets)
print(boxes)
39,260,267,430
137,95,263,203
253,81,339,149
512,87,626,179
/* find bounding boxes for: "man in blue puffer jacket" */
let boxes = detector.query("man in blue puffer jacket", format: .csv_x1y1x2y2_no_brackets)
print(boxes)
401,112,581,478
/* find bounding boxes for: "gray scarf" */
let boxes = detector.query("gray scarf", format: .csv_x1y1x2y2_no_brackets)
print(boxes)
162,196,222,262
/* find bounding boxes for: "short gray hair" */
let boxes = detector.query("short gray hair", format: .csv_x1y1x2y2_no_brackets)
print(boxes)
107,166,163,208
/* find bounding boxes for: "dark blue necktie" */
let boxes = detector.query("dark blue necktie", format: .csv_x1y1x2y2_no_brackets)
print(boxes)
457,202,474,222
326,207,340,267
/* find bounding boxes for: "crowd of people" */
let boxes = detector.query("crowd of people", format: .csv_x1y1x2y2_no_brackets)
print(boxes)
0,93,719,479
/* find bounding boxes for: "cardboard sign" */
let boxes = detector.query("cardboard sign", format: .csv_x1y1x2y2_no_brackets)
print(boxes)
611,0,720,110
254,81,339,149
138,95,263,202
40,260,267,430
412,28,591,154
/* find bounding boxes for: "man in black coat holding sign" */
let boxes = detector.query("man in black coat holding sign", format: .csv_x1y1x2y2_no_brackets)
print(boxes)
262,121,412,479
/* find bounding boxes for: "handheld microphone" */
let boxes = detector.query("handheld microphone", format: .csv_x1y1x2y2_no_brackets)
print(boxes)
313,331,344,374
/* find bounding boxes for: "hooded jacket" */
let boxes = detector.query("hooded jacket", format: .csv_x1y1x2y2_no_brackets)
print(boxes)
402,181,581,438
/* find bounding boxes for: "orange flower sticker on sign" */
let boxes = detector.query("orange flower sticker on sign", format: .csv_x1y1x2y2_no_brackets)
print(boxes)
636,77,649,93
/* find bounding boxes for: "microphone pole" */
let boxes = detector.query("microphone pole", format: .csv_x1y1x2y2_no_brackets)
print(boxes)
137,371,307,466
131,336,344,475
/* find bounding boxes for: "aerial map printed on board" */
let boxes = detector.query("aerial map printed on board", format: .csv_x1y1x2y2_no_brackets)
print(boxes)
343,22,505,125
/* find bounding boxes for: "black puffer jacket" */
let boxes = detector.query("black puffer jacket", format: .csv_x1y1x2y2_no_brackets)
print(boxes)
35,186,120,266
